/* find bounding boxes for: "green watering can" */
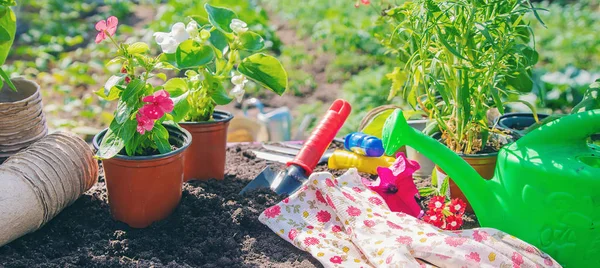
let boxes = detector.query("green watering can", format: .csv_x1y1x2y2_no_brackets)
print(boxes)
382,109,600,268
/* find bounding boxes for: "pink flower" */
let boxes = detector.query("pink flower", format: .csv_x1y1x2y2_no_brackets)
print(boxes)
331,225,342,232
368,196,383,205
316,210,331,223
364,220,376,227
342,192,356,202
282,198,289,204
319,233,326,238
396,236,413,245
466,252,480,262
346,206,361,217
325,178,335,187
363,153,421,217
472,230,488,242
95,16,118,44
315,190,326,204
140,90,174,120
326,195,336,209
352,186,363,193
263,205,281,218
361,0,370,4
330,256,343,264
386,220,403,230
525,246,535,253
373,212,382,217
136,113,154,134
346,227,352,235
288,229,298,240
303,237,319,246
426,233,436,237
444,237,467,247
307,225,314,229
386,254,394,264
449,198,466,215
445,215,463,230
512,252,524,268
544,258,553,266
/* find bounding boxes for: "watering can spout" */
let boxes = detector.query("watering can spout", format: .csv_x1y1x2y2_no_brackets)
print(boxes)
382,109,498,216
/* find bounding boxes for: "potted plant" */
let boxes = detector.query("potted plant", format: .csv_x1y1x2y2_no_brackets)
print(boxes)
152,4,288,181
0,0,48,163
92,16,193,228
380,0,542,211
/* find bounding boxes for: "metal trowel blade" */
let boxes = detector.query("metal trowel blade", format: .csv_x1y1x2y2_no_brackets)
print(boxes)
239,165,279,194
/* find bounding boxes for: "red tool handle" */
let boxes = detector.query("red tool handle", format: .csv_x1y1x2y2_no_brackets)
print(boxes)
288,99,351,174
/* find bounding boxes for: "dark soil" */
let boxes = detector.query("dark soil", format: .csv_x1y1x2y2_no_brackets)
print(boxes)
0,142,478,267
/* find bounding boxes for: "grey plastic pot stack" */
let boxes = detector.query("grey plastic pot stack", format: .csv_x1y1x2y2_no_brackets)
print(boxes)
0,77,48,163
0,131,99,246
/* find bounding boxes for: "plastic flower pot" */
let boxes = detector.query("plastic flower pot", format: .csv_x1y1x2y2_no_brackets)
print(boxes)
436,152,497,213
405,119,435,177
0,77,48,163
180,110,233,181
93,125,191,228
495,112,549,139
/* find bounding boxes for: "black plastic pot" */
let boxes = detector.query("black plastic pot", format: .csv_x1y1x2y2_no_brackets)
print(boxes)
496,113,549,139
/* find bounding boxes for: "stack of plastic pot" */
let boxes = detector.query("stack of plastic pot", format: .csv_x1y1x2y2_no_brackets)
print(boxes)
0,131,99,246
0,78,48,163
327,132,396,174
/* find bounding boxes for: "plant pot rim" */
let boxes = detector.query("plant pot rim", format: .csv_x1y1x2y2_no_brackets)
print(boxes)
458,151,499,158
179,110,234,125
0,77,40,105
93,124,192,161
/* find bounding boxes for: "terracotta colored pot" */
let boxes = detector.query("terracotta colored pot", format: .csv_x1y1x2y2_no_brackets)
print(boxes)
180,110,233,181
436,152,497,213
93,125,191,228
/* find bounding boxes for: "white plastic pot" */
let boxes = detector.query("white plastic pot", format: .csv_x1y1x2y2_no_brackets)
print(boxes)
406,119,435,177
0,131,98,246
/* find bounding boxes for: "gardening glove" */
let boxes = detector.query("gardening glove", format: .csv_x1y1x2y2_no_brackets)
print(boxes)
259,168,560,268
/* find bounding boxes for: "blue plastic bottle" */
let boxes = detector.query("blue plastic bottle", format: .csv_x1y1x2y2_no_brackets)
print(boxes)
344,132,384,157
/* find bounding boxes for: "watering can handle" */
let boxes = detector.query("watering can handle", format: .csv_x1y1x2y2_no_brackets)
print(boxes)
517,110,600,146
242,98,265,116
289,99,352,174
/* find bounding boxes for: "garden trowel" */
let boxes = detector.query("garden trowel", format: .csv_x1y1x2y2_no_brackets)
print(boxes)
240,99,351,195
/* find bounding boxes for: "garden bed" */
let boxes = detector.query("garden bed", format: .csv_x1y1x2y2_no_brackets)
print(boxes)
0,142,478,267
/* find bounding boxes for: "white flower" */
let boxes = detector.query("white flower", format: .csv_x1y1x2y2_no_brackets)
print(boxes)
186,21,199,38
170,22,189,42
153,22,191,54
229,84,245,103
230,19,248,34
231,75,247,86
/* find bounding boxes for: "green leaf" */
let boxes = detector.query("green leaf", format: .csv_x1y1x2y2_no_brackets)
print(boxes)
96,127,125,159
115,100,134,125
439,176,450,199
418,187,437,198
361,108,395,138
209,29,229,53
0,7,16,66
0,67,15,92
190,15,209,26
435,26,468,61
155,73,167,81
171,91,190,122
238,53,288,95
204,3,237,33
152,124,171,154
127,42,149,54
238,31,264,51
106,56,126,67
104,75,125,96
94,86,121,101
163,77,189,97
176,40,215,69
211,85,233,105
506,69,533,93
121,79,145,105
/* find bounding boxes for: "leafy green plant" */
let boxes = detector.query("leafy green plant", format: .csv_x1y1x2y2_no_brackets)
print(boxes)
95,4,288,158
0,0,16,91
381,0,542,154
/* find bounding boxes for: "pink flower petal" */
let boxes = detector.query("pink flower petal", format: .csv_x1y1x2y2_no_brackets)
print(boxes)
139,104,163,120
95,20,107,31
95,32,106,44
